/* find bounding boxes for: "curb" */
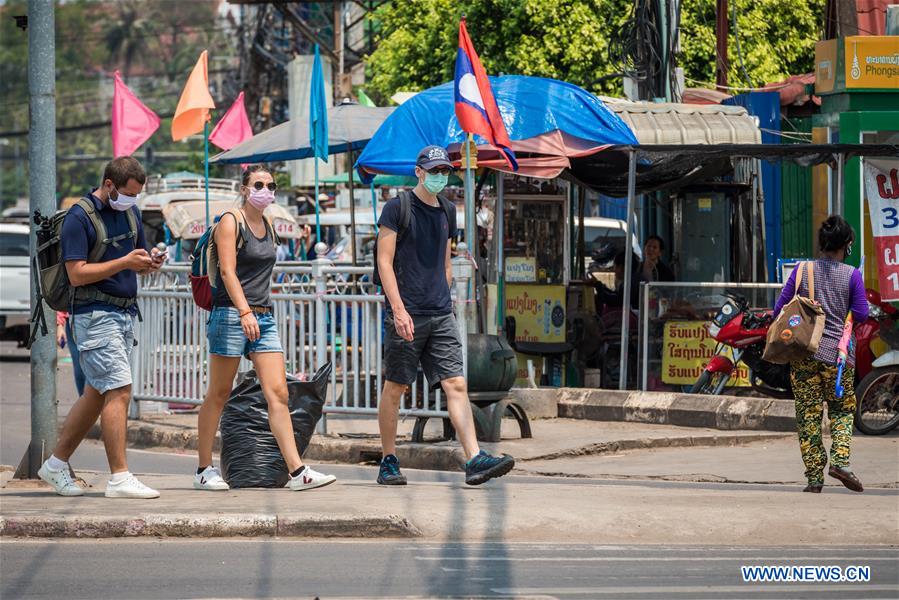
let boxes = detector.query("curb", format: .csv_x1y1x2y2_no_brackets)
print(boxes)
529,389,797,432
88,420,789,472
86,423,466,472
0,513,421,539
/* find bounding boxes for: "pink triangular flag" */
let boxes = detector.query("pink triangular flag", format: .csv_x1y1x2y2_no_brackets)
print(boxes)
209,91,253,151
111,71,161,157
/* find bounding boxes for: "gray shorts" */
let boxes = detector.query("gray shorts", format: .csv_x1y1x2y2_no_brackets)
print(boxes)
384,313,464,390
72,309,135,394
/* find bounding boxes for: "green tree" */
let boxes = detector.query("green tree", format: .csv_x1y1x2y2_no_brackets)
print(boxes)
679,0,824,89
365,0,826,101
366,0,631,102
0,0,236,209
105,0,153,78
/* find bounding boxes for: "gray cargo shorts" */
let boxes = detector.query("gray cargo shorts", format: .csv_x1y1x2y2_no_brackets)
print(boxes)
384,313,464,390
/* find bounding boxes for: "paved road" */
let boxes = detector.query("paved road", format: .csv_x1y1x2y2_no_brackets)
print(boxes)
2,541,896,599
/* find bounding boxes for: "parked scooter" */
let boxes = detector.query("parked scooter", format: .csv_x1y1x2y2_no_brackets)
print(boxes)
854,291,899,435
691,294,792,398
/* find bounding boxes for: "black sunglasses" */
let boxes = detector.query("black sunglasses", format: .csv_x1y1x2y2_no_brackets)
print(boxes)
249,181,277,191
425,167,451,176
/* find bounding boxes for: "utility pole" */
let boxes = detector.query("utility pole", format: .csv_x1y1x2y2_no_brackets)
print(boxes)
715,0,729,90
21,0,58,478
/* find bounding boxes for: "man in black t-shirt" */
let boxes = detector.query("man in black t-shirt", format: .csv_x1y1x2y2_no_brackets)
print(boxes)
375,145,514,486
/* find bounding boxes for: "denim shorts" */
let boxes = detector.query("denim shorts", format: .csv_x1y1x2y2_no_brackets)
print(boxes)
72,309,135,395
207,306,283,358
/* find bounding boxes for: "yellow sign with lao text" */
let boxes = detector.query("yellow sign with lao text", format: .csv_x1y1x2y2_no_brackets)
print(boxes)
505,284,566,343
505,256,537,282
845,36,899,90
513,353,544,388
662,321,750,386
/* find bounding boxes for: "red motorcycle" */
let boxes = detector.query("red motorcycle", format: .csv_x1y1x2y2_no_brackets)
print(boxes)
690,294,792,398
854,290,899,435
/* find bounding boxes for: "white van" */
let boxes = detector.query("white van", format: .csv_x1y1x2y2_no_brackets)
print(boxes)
582,216,643,259
0,223,31,345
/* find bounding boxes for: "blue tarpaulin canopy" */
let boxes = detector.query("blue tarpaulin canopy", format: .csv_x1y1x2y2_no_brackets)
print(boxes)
354,75,638,182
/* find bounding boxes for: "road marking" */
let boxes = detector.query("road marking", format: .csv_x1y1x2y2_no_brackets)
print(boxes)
416,556,899,562
491,584,899,595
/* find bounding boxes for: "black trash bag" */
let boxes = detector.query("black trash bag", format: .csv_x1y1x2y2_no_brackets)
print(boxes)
220,363,331,488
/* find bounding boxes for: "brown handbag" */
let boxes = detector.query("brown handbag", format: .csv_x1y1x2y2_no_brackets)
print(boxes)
762,262,826,365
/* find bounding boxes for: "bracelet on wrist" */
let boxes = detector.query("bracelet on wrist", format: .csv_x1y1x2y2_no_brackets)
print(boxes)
239,309,252,318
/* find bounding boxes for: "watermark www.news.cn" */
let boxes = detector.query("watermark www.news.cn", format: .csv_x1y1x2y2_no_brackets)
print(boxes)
741,565,871,583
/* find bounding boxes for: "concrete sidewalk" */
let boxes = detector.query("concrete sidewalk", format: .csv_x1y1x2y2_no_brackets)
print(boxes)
87,413,792,472
519,434,899,486
2,463,897,544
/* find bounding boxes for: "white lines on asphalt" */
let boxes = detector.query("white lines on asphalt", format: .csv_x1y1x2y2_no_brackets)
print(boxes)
416,556,899,562
490,584,899,595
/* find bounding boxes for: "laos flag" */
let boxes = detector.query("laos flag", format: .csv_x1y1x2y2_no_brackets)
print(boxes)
454,18,518,171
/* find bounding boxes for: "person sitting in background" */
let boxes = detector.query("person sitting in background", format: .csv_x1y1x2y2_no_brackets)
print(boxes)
595,251,644,311
640,235,675,282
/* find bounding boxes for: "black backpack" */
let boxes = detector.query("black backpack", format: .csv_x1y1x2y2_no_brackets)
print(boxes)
30,198,140,346
371,190,456,286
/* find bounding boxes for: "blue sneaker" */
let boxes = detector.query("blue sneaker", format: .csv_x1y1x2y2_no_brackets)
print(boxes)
465,451,515,486
377,454,407,485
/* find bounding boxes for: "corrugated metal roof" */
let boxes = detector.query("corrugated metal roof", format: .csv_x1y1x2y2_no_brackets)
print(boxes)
603,101,762,145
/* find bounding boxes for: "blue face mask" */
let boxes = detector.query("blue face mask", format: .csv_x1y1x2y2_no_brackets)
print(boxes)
423,172,449,194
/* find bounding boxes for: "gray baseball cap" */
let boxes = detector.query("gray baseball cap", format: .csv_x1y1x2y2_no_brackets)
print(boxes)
416,145,454,170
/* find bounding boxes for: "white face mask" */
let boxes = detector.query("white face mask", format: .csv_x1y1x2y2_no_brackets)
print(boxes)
109,186,139,211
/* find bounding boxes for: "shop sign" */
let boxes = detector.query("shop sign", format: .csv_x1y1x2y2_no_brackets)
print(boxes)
505,284,566,343
815,39,838,94
864,158,899,302
844,36,899,90
661,321,750,386
505,257,537,282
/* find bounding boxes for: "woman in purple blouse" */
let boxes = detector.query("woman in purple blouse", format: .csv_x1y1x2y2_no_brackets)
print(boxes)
773,215,868,494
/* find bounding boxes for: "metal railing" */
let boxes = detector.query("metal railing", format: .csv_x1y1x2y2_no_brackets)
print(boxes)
130,251,475,424
638,281,784,392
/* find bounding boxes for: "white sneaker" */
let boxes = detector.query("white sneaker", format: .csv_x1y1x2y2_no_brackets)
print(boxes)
193,466,230,491
104,474,160,499
285,466,337,492
38,461,84,497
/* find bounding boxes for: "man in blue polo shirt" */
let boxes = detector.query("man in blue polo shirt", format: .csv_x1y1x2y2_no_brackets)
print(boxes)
39,156,165,499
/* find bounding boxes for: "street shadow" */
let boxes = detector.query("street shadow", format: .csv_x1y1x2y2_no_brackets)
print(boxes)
419,434,515,597
253,489,277,599
2,499,82,596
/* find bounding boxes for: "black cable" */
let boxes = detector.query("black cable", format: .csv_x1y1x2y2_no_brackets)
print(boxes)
732,0,754,89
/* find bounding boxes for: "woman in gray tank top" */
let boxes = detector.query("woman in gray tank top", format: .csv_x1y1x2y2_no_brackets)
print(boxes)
194,165,336,493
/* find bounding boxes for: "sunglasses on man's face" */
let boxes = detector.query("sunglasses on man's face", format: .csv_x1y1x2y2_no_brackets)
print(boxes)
249,181,277,191
425,167,451,176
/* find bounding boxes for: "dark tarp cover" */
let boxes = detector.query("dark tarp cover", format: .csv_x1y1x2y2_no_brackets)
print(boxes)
569,143,899,196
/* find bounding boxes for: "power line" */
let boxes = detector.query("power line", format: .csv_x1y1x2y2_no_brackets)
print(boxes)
0,113,175,138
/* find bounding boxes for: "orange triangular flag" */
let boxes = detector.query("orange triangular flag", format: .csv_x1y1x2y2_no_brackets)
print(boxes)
172,50,216,141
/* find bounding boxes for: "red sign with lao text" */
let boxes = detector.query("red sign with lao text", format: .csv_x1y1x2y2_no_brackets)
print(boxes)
864,159,899,301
